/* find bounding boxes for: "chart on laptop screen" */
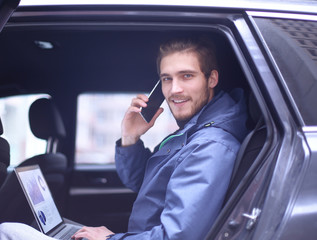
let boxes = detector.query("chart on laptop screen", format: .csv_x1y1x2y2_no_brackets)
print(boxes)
18,168,63,233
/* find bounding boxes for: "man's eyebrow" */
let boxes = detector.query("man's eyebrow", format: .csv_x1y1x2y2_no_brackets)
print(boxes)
160,70,198,77
177,70,198,74
160,73,170,77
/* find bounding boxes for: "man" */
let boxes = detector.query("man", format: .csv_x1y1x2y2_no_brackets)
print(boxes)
72,37,249,239
0,36,248,240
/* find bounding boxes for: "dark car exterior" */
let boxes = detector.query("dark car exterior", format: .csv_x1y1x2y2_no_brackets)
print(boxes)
0,0,317,239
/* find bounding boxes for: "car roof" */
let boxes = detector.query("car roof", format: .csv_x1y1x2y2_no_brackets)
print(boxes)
18,0,317,14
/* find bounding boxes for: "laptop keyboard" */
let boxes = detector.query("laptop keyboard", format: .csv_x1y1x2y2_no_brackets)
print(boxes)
58,227,79,240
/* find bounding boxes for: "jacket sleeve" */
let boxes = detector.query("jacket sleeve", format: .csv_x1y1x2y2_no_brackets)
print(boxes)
111,135,239,240
115,139,152,192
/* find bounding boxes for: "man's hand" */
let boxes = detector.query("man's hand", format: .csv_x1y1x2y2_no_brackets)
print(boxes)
72,226,114,240
121,94,164,146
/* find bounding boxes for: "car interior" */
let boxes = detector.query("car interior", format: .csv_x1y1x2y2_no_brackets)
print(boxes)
0,118,10,188
0,3,269,236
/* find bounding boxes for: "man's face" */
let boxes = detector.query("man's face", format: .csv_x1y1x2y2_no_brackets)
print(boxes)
160,51,218,123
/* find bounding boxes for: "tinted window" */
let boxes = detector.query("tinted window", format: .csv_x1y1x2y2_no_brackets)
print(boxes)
75,93,178,165
0,94,49,167
254,17,317,125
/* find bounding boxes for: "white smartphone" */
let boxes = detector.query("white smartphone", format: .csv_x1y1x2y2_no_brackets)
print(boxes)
140,80,165,123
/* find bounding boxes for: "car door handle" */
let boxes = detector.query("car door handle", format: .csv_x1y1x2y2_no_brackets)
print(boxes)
242,208,261,230
90,177,108,186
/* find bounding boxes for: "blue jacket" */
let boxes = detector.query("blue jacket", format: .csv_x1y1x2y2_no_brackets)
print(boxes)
113,89,249,240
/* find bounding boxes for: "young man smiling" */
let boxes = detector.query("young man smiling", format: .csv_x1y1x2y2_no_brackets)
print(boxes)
0,37,249,240
159,50,218,128
72,37,249,240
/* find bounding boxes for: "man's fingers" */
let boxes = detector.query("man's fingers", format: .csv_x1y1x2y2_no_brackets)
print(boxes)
131,98,147,108
72,226,114,240
136,94,149,102
131,95,148,108
127,106,142,114
71,227,86,239
72,227,93,240
72,232,86,240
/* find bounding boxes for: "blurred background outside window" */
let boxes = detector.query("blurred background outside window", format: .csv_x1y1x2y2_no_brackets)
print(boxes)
75,93,178,165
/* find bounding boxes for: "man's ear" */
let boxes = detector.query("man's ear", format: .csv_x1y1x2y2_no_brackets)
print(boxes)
208,70,219,88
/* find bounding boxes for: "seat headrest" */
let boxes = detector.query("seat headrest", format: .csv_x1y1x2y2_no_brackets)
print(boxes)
0,137,10,167
0,118,3,135
29,98,66,140
0,117,10,185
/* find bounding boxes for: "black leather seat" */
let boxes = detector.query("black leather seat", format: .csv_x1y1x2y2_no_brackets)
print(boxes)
0,118,10,188
18,98,68,208
0,98,68,224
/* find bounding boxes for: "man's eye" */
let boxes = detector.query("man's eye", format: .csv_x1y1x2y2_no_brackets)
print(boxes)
184,74,193,79
161,77,172,81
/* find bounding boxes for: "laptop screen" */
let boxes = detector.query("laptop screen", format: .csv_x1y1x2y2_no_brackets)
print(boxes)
15,165,63,234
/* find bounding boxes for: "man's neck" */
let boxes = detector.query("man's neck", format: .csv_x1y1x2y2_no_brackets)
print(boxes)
176,120,188,129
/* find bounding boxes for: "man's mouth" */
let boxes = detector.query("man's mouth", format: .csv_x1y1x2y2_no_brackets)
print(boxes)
172,99,187,103
169,96,190,106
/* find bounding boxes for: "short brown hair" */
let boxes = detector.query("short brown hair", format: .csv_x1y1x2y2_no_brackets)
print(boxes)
157,36,218,79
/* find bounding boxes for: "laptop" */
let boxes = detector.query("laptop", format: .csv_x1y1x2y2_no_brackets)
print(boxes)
14,165,84,240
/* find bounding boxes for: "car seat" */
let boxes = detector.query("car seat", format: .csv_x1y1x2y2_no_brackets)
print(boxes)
224,93,267,203
18,97,68,207
206,92,268,240
0,98,68,224
0,117,10,188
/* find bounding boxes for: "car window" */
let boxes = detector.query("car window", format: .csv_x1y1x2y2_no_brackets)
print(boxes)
0,94,50,167
75,93,178,165
254,17,317,126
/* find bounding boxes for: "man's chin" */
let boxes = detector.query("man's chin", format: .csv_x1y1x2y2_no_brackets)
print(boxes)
175,115,190,122
174,114,192,127
173,112,189,121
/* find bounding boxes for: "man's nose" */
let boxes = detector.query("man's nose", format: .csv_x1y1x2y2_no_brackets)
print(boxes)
171,79,183,94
